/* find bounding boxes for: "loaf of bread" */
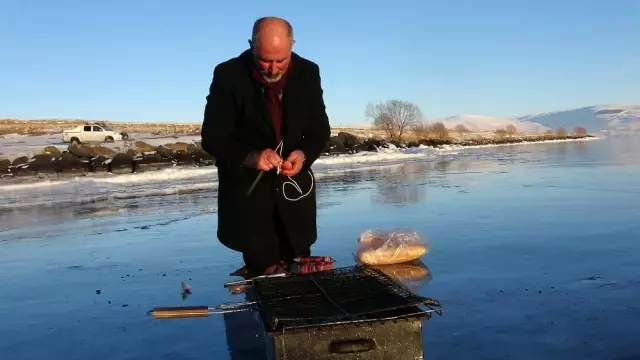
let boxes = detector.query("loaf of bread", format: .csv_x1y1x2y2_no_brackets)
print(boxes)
376,262,430,282
357,230,428,265
358,244,427,265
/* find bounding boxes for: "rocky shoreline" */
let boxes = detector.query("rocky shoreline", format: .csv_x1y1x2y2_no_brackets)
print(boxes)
0,133,597,180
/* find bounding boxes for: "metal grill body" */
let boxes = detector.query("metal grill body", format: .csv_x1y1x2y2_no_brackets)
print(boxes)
250,265,441,359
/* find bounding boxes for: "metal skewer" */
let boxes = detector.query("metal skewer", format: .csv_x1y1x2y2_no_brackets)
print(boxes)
149,301,257,319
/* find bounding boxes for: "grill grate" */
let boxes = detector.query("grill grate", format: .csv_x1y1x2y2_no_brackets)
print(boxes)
251,264,441,332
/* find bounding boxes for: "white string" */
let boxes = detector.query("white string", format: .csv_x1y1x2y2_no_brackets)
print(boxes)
275,140,314,202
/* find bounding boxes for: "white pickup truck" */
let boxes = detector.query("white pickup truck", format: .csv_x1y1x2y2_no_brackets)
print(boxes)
61,123,129,145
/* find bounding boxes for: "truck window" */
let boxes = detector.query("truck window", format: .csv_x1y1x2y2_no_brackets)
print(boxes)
84,126,92,131
93,126,104,132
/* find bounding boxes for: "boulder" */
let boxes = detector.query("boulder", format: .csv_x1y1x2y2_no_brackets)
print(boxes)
389,140,407,149
68,144,96,158
164,142,191,153
126,149,142,158
27,153,58,172
58,152,89,172
134,141,155,153
337,132,361,149
89,155,111,172
418,139,451,147
106,153,136,173
11,156,29,167
156,145,174,158
363,139,385,151
193,142,215,161
91,146,118,157
323,136,348,154
0,158,11,175
137,153,173,167
173,150,196,164
42,146,62,157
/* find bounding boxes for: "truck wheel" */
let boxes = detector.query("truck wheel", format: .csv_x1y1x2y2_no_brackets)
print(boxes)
70,137,80,145
105,136,114,143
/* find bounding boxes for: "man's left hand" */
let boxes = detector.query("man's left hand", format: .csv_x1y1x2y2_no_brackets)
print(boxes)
280,150,305,177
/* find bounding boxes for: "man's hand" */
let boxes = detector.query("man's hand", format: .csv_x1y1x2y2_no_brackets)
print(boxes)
280,150,305,177
256,149,283,172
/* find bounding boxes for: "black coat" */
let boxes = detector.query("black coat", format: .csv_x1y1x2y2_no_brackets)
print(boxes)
200,49,331,259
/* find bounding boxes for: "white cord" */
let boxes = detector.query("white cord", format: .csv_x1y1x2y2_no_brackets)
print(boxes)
275,140,314,202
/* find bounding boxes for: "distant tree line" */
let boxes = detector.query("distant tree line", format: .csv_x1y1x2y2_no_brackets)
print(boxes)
365,99,591,141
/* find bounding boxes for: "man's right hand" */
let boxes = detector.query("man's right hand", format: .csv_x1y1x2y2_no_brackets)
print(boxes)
256,149,283,171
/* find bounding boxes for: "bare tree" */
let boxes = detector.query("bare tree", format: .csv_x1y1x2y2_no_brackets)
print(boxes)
574,126,587,136
428,122,449,140
411,122,430,139
365,100,422,141
505,124,518,137
494,128,507,139
454,124,469,138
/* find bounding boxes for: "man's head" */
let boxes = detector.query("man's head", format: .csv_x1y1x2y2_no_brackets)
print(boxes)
249,17,295,83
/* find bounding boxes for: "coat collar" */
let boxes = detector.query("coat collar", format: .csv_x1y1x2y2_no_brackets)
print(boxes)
239,48,304,150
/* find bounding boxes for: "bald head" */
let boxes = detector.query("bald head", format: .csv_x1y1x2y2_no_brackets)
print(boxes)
252,17,294,49
250,17,295,82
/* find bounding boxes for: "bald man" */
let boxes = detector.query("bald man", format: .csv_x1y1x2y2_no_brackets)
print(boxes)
201,17,331,275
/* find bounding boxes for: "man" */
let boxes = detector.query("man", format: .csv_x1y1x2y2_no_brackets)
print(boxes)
200,17,331,275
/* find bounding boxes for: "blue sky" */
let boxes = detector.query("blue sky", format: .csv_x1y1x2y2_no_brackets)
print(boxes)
1,0,638,125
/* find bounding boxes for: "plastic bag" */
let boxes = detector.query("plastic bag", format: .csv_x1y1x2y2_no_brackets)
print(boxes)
375,260,433,291
356,228,430,265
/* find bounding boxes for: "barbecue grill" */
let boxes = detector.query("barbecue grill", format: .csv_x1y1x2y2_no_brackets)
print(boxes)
151,264,442,359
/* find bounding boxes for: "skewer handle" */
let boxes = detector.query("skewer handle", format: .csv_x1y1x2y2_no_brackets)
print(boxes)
150,306,210,319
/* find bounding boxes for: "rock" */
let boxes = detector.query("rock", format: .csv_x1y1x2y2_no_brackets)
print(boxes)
107,153,136,173
17,153,59,173
363,139,385,151
337,132,361,149
193,142,214,161
88,156,110,172
134,141,155,153
418,139,451,147
156,145,173,158
136,153,173,168
68,144,96,158
323,136,348,154
174,150,196,164
91,146,118,157
11,156,29,166
389,140,407,149
58,152,89,172
42,146,62,157
0,158,11,175
126,149,141,158
164,142,190,153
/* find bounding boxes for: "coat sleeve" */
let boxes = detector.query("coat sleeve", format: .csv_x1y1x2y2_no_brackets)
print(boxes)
201,65,256,168
297,64,331,167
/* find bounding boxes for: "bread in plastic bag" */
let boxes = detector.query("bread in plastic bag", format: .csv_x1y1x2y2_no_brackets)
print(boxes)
356,228,430,265
375,260,432,291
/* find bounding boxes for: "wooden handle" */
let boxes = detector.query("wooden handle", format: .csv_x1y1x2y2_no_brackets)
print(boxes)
150,306,209,319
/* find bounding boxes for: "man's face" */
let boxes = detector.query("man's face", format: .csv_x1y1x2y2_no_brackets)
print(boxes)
253,36,292,83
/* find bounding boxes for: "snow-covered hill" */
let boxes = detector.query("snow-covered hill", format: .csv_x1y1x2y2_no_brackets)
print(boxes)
516,104,640,133
430,114,550,134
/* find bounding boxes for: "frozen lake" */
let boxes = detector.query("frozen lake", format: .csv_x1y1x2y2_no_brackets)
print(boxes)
1,134,639,359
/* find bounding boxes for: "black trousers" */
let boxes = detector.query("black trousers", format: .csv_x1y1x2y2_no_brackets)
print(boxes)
242,205,310,273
